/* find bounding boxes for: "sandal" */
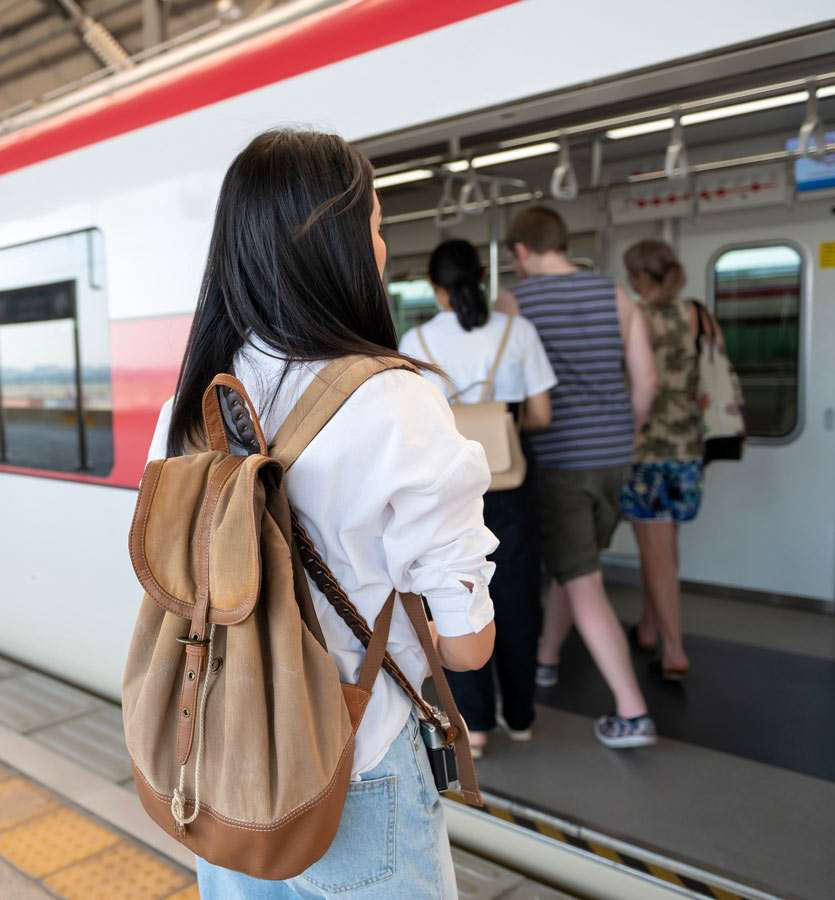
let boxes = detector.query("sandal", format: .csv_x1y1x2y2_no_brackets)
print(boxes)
628,624,658,655
648,659,688,683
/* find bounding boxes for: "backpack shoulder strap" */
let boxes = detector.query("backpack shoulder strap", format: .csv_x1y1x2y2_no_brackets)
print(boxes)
270,355,418,470
415,326,439,366
478,315,514,403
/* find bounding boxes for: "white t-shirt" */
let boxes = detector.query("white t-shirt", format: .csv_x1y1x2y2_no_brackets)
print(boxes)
399,311,557,403
146,344,497,777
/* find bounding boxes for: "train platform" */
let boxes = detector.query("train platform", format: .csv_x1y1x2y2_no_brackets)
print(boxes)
0,657,570,899
0,580,831,899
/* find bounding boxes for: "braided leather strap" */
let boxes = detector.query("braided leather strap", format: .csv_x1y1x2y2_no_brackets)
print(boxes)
291,513,451,738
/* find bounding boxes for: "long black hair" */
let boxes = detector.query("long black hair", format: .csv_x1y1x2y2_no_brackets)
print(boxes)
428,239,489,332
167,129,428,456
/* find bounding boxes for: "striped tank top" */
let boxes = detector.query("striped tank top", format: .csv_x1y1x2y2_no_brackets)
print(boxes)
511,270,634,470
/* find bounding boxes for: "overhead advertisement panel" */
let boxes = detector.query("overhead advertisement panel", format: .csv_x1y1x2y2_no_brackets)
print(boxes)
608,182,693,224
696,164,790,213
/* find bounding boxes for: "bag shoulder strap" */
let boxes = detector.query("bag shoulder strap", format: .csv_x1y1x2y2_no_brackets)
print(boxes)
292,515,482,806
416,326,439,366
270,356,418,470
478,315,515,403
691,299,716,348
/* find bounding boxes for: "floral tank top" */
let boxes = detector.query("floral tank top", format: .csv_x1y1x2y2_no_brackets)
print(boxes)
636,297,702,463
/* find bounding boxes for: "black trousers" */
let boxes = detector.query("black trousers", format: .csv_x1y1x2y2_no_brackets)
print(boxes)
446,477,542,732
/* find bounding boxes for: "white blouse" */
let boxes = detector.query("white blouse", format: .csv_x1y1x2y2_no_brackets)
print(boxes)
146,344,497,776
399,311,557,403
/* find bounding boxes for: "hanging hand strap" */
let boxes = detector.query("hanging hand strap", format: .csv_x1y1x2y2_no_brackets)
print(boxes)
479,316,514,403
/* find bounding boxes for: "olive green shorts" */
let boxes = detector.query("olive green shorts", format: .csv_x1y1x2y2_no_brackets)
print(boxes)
538,464,632,585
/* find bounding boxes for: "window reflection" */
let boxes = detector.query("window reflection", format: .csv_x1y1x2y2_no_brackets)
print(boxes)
0,251,114,477
713,245,802,438
388,279,437,338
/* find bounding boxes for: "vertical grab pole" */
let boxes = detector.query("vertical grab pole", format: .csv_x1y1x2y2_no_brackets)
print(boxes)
488,180,501,304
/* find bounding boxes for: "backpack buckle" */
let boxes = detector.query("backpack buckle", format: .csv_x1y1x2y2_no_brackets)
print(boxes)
176,635,210,646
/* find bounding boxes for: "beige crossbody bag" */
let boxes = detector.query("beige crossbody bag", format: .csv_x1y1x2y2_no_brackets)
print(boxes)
417,316,526,492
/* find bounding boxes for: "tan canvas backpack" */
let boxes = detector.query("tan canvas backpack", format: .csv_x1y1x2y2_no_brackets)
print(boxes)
122,356,482,881
417,316,527,491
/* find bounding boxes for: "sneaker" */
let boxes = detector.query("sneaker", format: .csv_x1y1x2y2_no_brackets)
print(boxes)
496,713,533,742
594,713,657,748
468,730,488,759
535,664,558,688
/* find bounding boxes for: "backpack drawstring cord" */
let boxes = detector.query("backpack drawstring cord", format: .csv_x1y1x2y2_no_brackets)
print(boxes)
171,623,217,832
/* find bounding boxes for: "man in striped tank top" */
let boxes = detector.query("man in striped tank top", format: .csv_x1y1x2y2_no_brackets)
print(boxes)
497,206,659,748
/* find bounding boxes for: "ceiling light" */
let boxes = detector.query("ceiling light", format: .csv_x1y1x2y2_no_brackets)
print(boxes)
684,91,808,125
445,142,560,172
373,169,433,189
606,88,835,139
605,118,675,140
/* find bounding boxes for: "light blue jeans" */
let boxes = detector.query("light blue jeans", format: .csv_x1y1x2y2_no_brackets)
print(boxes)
196,714,457,898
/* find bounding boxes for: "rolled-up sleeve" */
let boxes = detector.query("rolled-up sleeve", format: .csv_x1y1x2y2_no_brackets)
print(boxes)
377,376,497,637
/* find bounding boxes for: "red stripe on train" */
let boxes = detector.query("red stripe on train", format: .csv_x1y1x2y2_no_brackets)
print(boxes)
0,0,519,177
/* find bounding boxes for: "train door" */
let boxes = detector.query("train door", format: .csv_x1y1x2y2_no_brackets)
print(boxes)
610,209,835,604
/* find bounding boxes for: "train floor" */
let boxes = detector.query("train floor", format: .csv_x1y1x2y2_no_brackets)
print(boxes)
469,578,835,900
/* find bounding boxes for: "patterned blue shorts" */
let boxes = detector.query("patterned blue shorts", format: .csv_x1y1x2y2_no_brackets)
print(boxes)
619,460,704,523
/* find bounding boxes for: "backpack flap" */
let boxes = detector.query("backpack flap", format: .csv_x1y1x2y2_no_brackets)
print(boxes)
129,450,282,626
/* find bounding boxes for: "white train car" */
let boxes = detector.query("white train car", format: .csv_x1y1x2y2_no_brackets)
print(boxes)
0,0,833,701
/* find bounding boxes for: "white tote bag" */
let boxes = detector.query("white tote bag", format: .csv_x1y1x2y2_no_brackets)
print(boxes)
693,301,745,463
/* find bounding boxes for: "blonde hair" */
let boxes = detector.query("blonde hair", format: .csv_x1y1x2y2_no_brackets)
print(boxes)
623,239,685,303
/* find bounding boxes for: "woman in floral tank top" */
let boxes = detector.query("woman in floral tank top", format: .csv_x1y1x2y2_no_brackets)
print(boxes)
620,240,726,681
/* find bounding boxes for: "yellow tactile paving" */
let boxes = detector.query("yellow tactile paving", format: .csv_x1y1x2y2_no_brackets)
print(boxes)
44,841,191,900
0,806,121,877
0,778,61,830
167,885,202,900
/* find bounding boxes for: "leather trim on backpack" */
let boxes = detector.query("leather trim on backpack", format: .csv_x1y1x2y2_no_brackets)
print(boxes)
131,694,361,881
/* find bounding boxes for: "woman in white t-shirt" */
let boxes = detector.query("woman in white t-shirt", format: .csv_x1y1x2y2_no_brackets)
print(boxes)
400,239,556,757
151,132,497,899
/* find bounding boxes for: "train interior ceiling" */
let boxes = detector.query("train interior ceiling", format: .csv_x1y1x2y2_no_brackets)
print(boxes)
366,53,835,290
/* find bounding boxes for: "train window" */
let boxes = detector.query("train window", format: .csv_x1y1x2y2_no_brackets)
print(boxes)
388,279,437,337
0,231,114,477
712,244,802,439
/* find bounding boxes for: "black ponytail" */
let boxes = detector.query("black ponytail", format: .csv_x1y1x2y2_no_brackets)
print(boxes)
429,240,489,332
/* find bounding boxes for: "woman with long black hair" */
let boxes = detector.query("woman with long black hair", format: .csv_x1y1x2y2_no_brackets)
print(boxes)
400,239,555,758
146,131,497,899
